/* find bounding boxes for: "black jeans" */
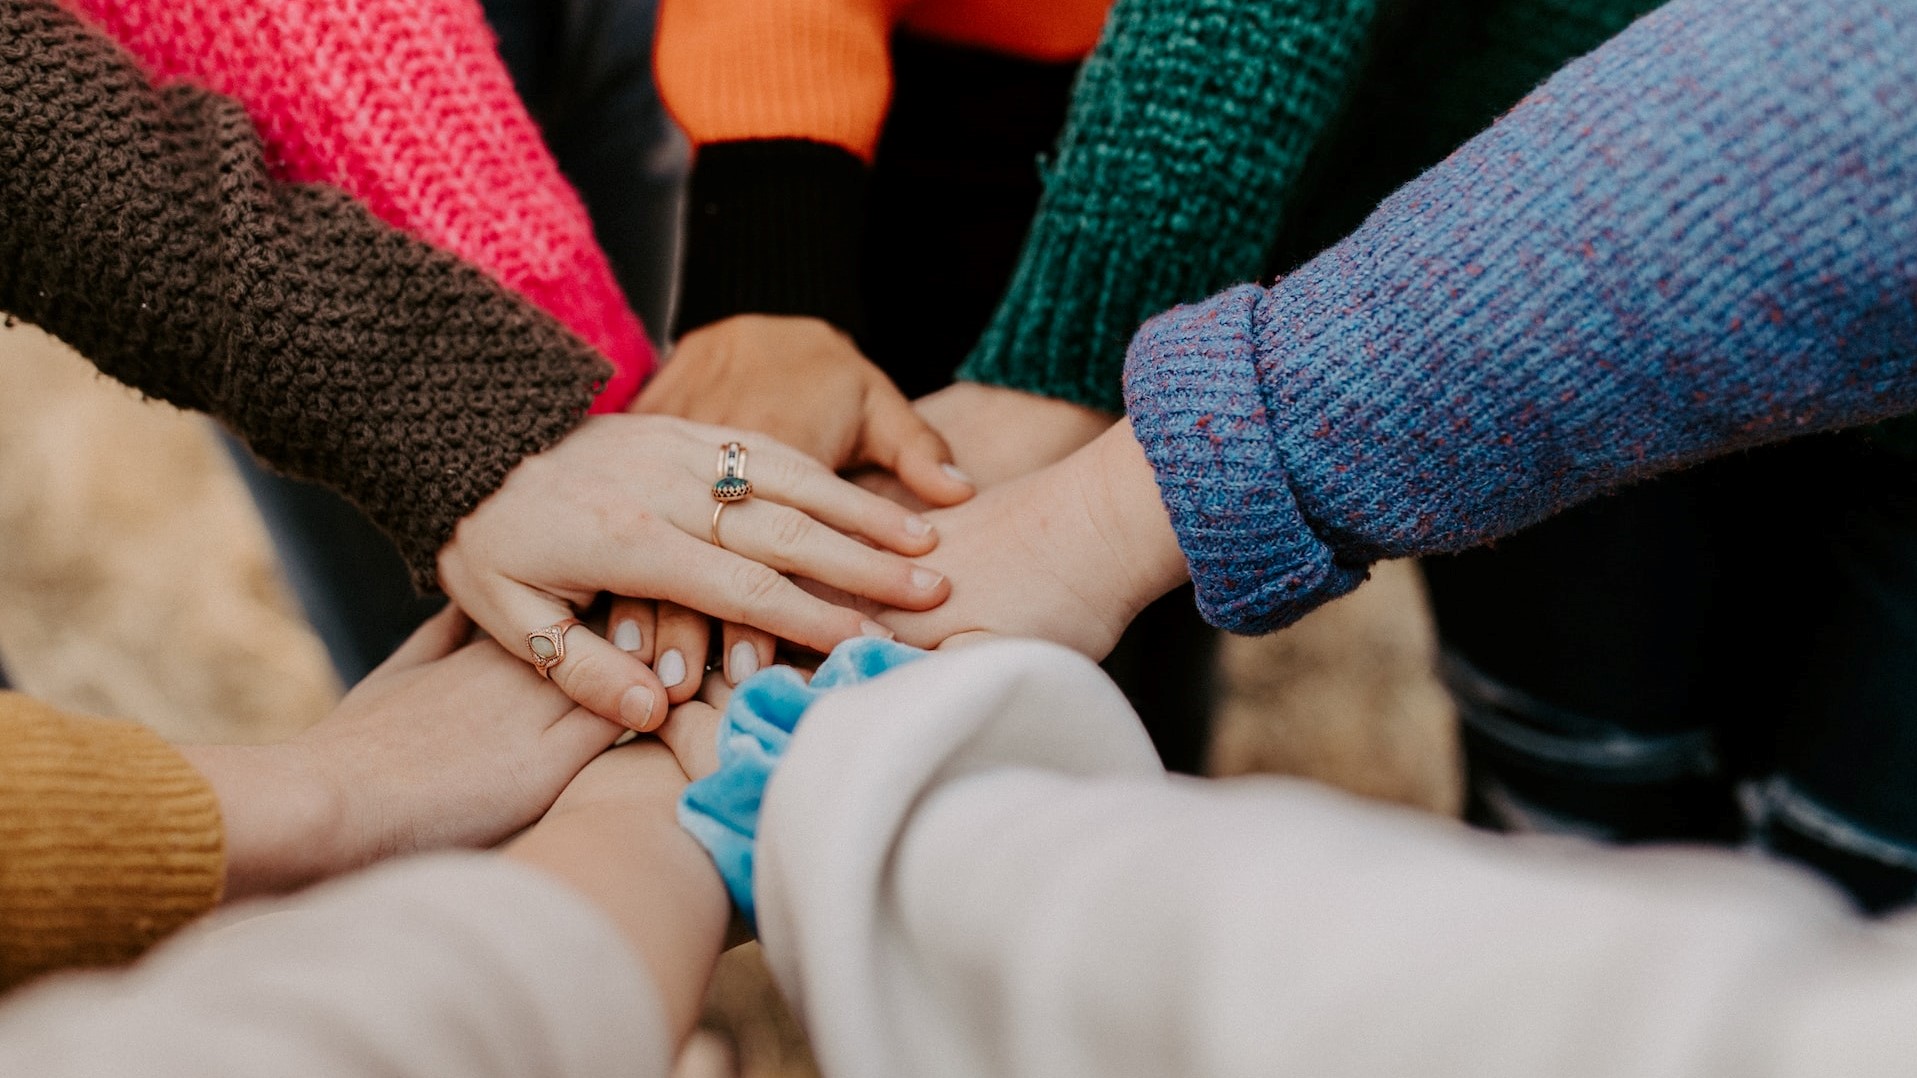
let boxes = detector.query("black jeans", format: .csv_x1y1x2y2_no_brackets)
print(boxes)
1426,431,1917,911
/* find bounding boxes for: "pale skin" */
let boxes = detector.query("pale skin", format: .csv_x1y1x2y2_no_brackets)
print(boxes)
436,413,952,732
179,606,624,901
876,420,1190,660
613,314,1116,694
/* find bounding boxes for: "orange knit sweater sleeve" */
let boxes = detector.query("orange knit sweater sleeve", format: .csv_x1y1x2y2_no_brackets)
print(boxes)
0,695,224,990
656,0,910,161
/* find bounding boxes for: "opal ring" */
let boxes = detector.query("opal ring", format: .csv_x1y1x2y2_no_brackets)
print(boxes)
711,442,751,549
526,617,583,679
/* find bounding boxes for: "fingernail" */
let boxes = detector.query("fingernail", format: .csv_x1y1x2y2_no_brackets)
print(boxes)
911,567,944,591
728,641,760,683
941,463,973,486
904,515,934,538
860,620,894,639
612,618,643,653
620,685,657,730
657,648,687,688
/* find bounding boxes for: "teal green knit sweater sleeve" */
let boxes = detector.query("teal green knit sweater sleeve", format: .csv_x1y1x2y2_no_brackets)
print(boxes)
955,0,1379,413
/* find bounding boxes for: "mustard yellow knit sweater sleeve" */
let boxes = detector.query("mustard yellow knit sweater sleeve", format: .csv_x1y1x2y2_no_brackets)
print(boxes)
0,694,224,990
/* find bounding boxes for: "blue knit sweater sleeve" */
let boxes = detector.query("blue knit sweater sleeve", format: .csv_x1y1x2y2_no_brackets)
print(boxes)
1125,0,1917,634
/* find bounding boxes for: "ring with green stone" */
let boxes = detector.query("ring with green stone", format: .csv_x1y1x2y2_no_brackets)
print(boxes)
712,442,751,502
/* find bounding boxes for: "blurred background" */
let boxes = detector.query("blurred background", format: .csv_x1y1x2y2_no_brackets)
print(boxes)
0,317,1458,1076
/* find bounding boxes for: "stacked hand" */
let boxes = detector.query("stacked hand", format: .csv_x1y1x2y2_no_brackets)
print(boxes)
436,413,952,731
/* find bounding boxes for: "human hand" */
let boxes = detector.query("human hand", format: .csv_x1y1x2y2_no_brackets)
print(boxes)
653,670,734,782
600,595,776,708
876,421,1190,659
182,606,623,900
635,314,974,507
436,414,951,731
913,381,1116,491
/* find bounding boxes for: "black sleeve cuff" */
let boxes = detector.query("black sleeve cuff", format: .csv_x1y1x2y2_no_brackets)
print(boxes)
673,139,870,340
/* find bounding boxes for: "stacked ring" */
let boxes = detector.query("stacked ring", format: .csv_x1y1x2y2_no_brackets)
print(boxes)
711,441,751,548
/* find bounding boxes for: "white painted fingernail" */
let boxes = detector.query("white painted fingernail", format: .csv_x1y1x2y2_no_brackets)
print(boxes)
860,620,894,639
911,567,944,591
729,641,760,683
904,515,934,538
657,649,687,688
620,685,656,730
612,618,643,653
941,463,973,485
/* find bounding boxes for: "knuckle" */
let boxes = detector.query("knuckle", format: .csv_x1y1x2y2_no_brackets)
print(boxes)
729,560,788,609
768,507,814,554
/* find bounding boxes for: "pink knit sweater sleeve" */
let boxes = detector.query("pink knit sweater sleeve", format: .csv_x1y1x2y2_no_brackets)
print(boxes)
67,0,654,411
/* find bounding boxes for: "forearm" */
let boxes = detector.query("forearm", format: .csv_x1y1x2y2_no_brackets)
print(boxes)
505,747,729,1043
1126,0,1917,632
174,744,343,903
959,0,1379,412
0,0,608,587
68,0,655,407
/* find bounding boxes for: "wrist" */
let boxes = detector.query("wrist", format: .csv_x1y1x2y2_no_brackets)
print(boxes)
675,140,869,340
1074,420,1190,620
179,741,348,901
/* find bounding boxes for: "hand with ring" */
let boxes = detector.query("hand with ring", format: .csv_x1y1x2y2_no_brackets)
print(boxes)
436,415,951,732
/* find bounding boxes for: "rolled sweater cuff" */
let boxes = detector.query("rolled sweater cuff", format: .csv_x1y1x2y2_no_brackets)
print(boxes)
0,697,224,989
674,139,868,341
1123,284,1367,633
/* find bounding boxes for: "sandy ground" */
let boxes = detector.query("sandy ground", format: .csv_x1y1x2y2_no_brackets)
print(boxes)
0,320,1458,1076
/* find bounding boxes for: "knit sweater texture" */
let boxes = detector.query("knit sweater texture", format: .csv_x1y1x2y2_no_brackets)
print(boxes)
68,0,654,410
957,0,1377,412
0,0,609,588
659,0,1112,338
1124,0,1917,634
959,0,1663,413
0,694,223,991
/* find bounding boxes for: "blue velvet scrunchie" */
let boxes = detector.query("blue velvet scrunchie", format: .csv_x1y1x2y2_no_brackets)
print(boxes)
677,637,926,927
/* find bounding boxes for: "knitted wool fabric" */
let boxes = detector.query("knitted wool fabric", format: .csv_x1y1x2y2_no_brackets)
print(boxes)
67,0,654,411
1123,0,1917,634
957,0,1378,413
1,0,609,587
1,695,224,990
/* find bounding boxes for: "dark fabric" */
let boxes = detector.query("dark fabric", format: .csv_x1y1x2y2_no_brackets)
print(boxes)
223,438,444,686
859,33,1081,399
855,33,1214,771
0,0,609,591
675,139,871,340
483,0,686,345
1428,433,1917,911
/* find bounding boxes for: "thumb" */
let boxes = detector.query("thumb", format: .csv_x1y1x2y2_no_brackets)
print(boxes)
861,390,974,508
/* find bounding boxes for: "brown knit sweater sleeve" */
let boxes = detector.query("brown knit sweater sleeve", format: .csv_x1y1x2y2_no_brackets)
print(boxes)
0,0,611,588
0,694,224,991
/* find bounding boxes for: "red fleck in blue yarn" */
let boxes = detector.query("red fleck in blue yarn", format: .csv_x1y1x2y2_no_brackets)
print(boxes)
1125,0,1917,634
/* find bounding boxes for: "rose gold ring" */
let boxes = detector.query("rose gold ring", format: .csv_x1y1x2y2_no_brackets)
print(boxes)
526,617,583,679
711,500,730,549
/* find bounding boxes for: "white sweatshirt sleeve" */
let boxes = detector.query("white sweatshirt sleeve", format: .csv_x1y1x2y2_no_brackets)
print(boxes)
0,853,670,1078
755,640,1917,1078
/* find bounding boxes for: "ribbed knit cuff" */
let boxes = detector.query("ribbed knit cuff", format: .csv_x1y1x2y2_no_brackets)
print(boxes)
956,0,1379,415
0,700,224,989
1122,285,1367,634
674,139,869,340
